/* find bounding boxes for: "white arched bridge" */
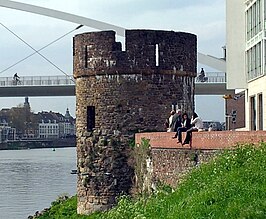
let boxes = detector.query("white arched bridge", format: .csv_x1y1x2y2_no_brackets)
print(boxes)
0,0,226,72
0,72,233,97
0,1,231,97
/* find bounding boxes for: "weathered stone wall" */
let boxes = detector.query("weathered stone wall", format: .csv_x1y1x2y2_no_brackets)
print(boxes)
74,30,197,77
74,29,197,214
151,148,218,187
76,75,195,134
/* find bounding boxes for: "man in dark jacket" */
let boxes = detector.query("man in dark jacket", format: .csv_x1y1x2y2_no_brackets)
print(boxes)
171,109,182,132
172,112,191,143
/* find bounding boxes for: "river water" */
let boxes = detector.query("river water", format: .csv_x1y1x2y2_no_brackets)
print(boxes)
0,147,77,219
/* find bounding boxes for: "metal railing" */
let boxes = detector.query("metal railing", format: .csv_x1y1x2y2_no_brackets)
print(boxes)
0,75,75,87
0,72,226,87
195,72,226,83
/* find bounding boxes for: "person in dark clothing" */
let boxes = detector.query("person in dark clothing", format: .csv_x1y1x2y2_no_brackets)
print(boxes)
13,73,19,80
13,73,20,85
172,109,182,132
172,113,191,143
198,68,208,82
169,109,182,132
182,112,203,146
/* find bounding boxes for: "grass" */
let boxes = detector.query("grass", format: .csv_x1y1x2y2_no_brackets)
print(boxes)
37,142,266,219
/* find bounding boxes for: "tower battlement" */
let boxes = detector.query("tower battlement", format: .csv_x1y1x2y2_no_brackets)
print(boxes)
73,30,196,77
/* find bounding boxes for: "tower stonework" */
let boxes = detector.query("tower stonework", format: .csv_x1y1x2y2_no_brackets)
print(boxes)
73,29,197,214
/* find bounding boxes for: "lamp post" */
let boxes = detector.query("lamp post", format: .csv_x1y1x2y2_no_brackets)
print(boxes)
223,94,233,130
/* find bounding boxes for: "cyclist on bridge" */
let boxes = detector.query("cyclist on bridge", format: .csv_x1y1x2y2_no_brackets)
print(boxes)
13,73,20,85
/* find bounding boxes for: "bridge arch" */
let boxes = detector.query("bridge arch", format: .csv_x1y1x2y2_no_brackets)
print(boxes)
0,0,226,71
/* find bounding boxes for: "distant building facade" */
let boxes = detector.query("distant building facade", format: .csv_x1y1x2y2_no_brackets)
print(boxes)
38,120,59,139
0,120,16,142
0,97,75,140
38,108,75,139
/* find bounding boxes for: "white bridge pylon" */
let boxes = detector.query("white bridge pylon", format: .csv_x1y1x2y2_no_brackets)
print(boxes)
0,0,226,72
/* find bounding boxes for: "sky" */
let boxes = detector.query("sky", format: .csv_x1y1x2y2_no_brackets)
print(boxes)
0,0,226,121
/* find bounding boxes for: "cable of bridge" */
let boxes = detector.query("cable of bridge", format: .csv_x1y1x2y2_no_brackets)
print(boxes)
0,22,83,82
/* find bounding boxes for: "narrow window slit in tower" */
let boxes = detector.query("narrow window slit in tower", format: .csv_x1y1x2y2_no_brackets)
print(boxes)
87,106,95,131
84,45,88,68
155,44,159,66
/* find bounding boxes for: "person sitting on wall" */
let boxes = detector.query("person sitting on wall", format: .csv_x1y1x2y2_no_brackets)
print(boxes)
167,110,175,132
172,112,191,144
168,109,182,132
173,109,183,132
182,112,203,147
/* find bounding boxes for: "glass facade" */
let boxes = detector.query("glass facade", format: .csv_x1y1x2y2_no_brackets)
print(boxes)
246,0,262,40
247,42,262,80
246,0,264,81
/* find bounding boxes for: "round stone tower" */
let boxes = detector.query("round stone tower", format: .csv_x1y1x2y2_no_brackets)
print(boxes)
73,29,197,214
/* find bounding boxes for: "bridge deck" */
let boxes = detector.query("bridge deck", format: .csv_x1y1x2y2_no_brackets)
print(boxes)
0,73,232,97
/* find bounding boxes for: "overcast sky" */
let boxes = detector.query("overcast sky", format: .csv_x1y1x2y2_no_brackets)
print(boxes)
0,0,226,121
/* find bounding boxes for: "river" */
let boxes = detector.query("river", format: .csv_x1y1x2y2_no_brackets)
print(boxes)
0,147,77,219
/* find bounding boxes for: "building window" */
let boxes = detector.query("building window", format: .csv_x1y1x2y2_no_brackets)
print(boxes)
247,42,262,80
87,106,95,131
258,93,263,130
246,0,262,40
250,96,256,130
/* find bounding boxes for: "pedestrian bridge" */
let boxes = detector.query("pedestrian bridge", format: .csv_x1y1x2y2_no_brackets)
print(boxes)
0,72,233,97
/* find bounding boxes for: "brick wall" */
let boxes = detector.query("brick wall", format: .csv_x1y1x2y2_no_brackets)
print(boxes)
226,92,245,130
136,131,266,187
152,148,217,187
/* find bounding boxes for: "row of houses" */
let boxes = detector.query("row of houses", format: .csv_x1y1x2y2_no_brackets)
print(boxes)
0,98,75,142
38,109,75,139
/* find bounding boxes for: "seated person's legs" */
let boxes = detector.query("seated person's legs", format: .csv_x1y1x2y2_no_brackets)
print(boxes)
183,127,198,145
177,127,187,143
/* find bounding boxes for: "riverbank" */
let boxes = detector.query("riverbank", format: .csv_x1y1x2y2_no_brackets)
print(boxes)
0,138,76,150
34,142,266,219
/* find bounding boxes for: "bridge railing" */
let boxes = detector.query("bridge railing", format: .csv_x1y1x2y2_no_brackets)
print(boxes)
0,75,75,87
195,72,226,83
0,72,226,87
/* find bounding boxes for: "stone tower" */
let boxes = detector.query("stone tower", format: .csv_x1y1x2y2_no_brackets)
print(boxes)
73,29,197,214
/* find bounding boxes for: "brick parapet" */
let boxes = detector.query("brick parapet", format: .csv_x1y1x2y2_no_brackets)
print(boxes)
135,131,266,150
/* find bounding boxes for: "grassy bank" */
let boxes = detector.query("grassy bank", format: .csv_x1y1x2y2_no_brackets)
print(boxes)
37,142,266,219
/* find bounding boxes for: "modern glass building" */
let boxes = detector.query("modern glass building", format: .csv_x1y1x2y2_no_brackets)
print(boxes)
226,0,266,130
